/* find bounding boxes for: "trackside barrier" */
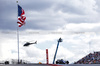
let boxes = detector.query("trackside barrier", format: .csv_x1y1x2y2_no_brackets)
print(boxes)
0,64,100,66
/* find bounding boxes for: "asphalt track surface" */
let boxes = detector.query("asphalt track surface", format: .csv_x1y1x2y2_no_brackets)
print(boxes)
0,64,100,66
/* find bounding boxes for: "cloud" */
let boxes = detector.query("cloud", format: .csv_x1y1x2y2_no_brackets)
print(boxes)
1,29,100,63
54,0,97,14
60,23,100,32
0,0,100,30
1,0,100,64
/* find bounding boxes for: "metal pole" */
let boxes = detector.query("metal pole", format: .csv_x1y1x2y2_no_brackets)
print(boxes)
16,1,19,64
17,27,20,64
53,41,60,64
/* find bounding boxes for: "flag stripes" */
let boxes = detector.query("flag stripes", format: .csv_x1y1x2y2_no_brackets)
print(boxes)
17,5,26,27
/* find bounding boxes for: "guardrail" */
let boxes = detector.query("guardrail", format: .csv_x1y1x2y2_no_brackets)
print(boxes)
0,64,100,66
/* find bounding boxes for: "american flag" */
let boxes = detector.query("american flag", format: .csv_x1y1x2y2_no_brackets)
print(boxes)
17,5,26,27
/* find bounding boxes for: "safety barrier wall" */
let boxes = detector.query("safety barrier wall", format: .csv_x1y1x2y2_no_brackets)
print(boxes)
0,64,100,66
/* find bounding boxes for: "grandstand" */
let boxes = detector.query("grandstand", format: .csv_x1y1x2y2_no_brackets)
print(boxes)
74,51,100,64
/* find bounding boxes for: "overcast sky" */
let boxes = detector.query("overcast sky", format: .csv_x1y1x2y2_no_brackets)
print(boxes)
1,0,100,64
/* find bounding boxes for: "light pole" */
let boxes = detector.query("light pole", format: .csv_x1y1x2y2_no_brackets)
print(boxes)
53,38,63,64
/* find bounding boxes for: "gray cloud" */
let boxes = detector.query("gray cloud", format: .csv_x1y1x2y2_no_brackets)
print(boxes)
22,0,54,11
0,0,100,31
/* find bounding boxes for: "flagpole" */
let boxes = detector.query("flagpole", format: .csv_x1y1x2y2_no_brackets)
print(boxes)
17,27,20,64
16,1,20,64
